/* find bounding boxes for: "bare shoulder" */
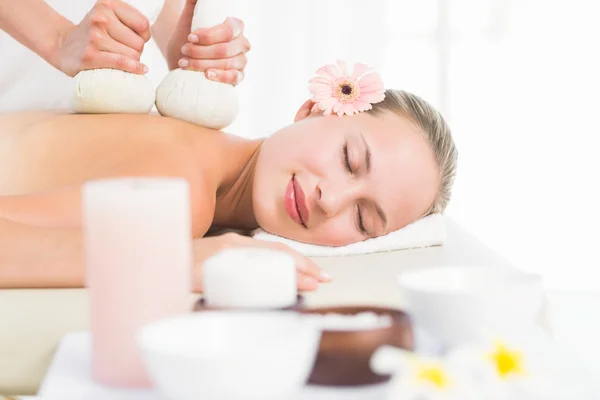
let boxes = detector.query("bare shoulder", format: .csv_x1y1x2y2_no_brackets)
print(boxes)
0,111,60,137
0,111,224,236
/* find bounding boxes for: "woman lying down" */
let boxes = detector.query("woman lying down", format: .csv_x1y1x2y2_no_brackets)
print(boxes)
0,64,458,293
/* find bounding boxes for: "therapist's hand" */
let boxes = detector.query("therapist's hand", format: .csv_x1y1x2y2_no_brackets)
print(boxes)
55,0,152,77
167,1,251,85
180,17,250,85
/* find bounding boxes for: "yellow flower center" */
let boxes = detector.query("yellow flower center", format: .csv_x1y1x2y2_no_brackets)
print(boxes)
335,80,359,102
415,362,450,389
487,341,525,378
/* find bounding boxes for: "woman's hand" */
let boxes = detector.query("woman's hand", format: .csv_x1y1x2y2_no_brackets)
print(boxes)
167,1,251,85
193,232,332,293
55,0,152,77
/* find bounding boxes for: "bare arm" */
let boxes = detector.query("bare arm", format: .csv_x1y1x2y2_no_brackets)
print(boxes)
0,218,83,288
0,0,73,70
0,180,214,288
0,186,85,229
0,177,214,237
0,0,152,76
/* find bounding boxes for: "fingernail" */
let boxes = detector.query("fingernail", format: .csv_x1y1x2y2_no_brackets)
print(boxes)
207,70,217,79
181,45,188,56
178,58,189,68
188,34,199,43
303,276,319,289
319,271,332,281
235,71,243,85
143,65,149,74
228,17,241,37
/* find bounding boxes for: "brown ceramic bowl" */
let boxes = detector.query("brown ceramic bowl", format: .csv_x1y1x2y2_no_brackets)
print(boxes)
193,294,305,312
300,305,414,386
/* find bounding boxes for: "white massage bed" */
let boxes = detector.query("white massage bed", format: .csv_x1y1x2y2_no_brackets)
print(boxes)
0,217,526,395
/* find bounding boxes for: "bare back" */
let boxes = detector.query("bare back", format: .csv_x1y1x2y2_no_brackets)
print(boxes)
0,112,236,236
0,112,218,196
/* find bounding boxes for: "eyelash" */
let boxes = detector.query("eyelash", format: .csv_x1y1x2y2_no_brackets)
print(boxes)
343,143,352,173
356,205,366,235
342,143,367,235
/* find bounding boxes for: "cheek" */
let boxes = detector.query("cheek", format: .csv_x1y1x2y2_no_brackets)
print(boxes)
309,216,361,246
288,124,340,170
299,140,341,178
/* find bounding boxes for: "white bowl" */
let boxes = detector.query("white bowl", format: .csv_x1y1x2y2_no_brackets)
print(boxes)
398,265,544,347
137,311,322,400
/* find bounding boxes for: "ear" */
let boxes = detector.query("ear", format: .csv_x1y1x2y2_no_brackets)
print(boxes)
294,99,319,123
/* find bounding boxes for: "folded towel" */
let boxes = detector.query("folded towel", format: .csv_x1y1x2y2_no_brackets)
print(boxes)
251,213,446,257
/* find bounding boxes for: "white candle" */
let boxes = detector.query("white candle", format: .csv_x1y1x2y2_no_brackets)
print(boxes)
203,248,297,309
311,312,394,331
83,178,192,387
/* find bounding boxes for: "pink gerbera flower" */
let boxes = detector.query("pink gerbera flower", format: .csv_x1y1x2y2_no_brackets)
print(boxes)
308,60,386,117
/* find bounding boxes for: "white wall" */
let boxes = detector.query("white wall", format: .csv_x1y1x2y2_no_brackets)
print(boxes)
443,0,600,289
237,0,600,289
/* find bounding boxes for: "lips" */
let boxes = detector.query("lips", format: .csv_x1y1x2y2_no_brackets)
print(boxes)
284,175,310,227
293,176,309,225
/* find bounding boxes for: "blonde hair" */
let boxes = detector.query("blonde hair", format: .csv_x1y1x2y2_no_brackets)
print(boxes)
369,89,458,215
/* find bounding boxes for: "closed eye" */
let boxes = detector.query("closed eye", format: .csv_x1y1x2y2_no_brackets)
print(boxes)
356,205,367,236
343,143,367,236
343,143,352,173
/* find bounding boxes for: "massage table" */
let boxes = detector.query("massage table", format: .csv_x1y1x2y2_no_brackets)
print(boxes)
0,217,534,395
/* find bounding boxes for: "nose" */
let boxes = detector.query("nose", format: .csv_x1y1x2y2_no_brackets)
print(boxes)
316,179,360,218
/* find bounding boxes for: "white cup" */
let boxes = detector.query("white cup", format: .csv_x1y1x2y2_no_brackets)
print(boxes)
398,265,544,348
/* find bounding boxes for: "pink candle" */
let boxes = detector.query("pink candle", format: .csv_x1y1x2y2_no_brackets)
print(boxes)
83,178,192,387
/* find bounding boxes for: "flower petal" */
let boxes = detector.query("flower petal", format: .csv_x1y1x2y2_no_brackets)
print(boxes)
358,72,385,92
309,60,386,117
311,93,333,103
311,89,334,98
308,83,333,95
316,64,341,81
351,63,371,80
353,100,373,112
343,103,359,116
359,91,386,104
319,97,339,109
336,60,349,77
309,81,332,91
309,76,332,85
311,93,332,103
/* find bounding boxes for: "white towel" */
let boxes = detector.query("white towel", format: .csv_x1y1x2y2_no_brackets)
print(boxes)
251,213,446,257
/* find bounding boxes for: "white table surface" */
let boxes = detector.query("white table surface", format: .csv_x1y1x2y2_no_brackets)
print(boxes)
33,290,600,399
36,296,600,400
37,331,392,400
10,218,600,397
1,216,527,395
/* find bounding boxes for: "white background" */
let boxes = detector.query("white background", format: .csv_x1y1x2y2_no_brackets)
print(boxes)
227,0,600,290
